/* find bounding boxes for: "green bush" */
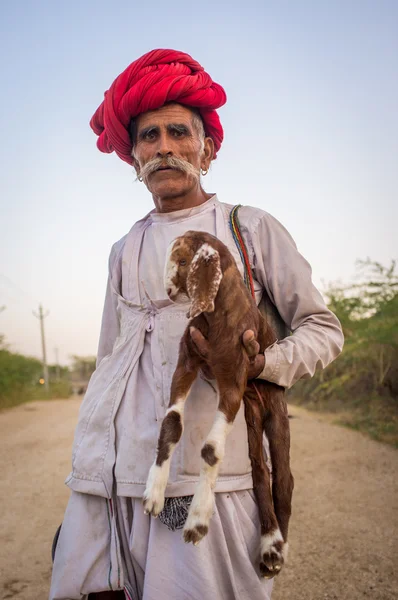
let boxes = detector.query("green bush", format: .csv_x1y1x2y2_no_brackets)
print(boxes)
0,339,72,409
0,348,43,409
289,259,398,446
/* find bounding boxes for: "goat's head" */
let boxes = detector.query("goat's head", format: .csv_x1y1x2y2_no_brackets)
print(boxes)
164,231,223,318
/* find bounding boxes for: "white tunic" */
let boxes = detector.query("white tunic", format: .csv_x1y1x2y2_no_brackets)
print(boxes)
65,196,343,499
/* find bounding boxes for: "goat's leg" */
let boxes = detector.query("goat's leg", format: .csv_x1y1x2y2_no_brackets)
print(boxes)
263,390,294,564
143,357,200,517
243,387,285,578
183,385,242,545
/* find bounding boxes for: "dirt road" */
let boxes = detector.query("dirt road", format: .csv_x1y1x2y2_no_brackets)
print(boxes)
0,398,397,600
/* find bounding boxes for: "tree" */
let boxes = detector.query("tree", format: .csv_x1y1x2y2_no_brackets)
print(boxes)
70,355,97,382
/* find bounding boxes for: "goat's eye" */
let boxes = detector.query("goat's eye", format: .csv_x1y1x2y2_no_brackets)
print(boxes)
179,259,187,266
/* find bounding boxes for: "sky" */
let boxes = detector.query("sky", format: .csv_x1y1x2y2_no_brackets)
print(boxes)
0,0,397,366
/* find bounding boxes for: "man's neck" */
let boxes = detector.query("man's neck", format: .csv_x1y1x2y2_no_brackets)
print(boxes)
152,186,213,213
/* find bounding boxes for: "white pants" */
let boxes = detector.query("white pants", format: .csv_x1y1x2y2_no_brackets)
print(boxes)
50,490,273,600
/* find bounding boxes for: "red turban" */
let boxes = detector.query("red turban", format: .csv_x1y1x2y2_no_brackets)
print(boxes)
90,49,227,165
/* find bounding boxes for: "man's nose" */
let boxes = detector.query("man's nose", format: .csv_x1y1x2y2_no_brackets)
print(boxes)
155,131,174,158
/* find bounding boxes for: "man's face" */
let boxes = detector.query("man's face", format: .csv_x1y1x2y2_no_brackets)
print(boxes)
132,104,210,200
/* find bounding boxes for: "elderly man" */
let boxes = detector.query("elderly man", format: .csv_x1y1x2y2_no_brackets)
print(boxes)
50,49,343,600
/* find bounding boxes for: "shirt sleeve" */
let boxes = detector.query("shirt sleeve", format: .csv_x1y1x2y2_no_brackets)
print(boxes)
96,244,122,368
250,212,344,388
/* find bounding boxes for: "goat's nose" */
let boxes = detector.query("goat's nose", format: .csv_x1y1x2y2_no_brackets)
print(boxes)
167,287,172,296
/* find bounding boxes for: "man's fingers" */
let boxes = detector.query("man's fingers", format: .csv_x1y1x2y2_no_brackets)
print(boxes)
192,327,259,361
242,329,260,358
190,326,210,358
247,354,265,379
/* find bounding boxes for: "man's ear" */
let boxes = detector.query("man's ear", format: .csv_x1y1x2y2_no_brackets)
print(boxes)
187,243,222,319
202,137,215,166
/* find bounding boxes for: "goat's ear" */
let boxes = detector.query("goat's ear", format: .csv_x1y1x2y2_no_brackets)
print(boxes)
187,243,222,319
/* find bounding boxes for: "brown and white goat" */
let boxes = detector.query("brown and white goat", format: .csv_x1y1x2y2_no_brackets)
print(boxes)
143,231,294,578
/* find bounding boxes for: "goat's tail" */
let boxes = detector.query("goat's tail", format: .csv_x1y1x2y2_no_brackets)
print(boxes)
243,379,285,418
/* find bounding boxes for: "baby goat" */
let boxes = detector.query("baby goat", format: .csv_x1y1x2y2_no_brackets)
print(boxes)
143,231,294,578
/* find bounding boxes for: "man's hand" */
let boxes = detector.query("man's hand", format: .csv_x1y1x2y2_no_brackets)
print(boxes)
242,329,265,378
190,327,265,380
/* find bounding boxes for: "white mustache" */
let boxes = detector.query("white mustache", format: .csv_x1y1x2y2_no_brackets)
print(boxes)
138,156,200,182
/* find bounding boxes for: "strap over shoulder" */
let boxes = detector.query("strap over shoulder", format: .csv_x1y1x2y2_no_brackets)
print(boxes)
229,204,290,340
229,204,255,298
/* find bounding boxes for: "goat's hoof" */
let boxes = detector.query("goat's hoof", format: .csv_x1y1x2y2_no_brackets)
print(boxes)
142,492,164,518
259,532,287,578
183,523,209,545
259,559,283,579
143,464,168,517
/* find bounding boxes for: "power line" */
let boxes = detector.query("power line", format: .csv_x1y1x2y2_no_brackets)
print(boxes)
0,273,38,304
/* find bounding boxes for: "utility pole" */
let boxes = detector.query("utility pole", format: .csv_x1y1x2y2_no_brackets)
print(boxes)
33,304,50,393
54,347,60,381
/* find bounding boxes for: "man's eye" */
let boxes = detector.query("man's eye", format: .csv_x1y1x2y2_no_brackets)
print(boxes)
179,259,187,266
171,127,188,137
144,131,156,140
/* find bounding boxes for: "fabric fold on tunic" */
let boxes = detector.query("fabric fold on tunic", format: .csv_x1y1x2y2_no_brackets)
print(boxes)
66,302,152,498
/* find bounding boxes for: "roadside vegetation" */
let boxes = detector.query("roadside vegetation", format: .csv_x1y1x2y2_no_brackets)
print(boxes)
288,259,398,447
0,341,99,410
0,336,71,410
